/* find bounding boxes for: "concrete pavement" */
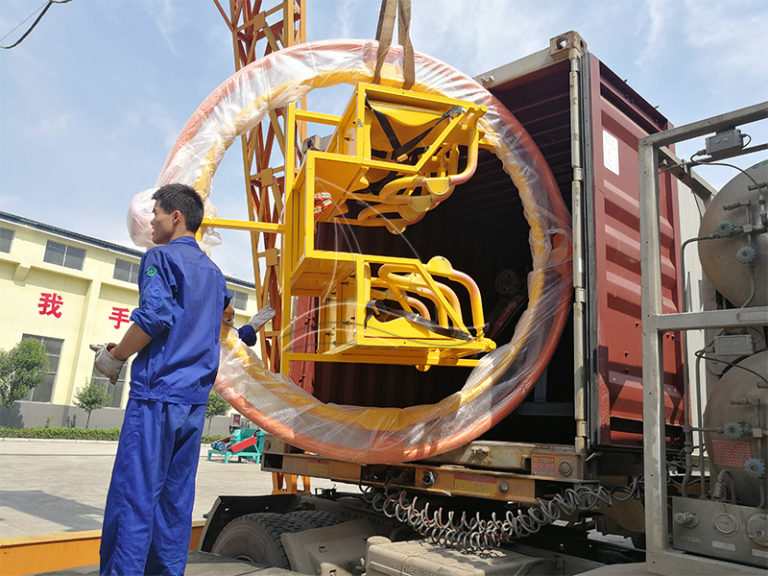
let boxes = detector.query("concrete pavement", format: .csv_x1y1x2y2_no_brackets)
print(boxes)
0,438,346,539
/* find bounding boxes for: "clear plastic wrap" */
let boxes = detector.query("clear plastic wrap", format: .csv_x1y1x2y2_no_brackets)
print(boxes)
131,40,572,464
127,188,158,250
128,189,222,252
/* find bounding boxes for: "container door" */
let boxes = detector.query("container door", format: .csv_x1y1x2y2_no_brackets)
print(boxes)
581,54,685,448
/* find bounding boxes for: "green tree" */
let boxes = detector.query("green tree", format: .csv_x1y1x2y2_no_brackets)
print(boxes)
74,378,111,429
0,339,49,425
206,389,230,433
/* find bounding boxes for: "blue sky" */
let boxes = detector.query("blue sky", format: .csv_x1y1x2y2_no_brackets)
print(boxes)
1,0,767,279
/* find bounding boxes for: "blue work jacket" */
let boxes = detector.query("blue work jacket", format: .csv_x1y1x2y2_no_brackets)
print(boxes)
129,236,230,405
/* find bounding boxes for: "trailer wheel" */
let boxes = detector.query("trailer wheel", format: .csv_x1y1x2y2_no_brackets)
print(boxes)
288,509,343,529
211,512,305,568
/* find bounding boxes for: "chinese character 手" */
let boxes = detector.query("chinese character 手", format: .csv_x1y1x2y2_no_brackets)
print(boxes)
109,307,130,329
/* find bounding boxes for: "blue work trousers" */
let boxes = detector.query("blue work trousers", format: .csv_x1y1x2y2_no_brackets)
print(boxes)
100,398,206,576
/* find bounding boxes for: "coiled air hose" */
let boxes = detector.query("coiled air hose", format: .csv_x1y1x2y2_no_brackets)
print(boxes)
128,40,572,464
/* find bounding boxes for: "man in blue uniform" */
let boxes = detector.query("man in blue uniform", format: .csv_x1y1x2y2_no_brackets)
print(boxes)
92,183,230,576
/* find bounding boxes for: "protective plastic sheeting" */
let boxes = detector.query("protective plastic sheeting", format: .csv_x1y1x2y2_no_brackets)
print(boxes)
128,40,572,463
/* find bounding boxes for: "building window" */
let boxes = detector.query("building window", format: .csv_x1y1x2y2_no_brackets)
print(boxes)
0,227,13,253
43,240,85,270
113,258,140,283
21,334,63,403
231,290,248,310
90,365,128,409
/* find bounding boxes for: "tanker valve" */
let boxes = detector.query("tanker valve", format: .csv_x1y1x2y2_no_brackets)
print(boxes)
673,511,699,528
722,420,753,440
735,246,757,266
714,220,743,237
744,458,766,479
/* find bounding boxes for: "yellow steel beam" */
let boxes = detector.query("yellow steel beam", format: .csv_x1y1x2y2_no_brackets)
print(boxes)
284,352,481,367
201,217,284,233
294,109,342,126
0,522,204,576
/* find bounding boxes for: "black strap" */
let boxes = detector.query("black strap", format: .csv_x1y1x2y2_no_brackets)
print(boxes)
366,96,402,155
364,300,473,341
391,105,464,160
365,97,465,162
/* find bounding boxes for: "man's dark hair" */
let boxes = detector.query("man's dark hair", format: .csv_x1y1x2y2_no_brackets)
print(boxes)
152,184,204,233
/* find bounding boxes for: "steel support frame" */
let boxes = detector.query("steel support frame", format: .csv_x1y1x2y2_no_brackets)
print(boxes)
261,447,585,505
213,0,306,371
639,101,768,575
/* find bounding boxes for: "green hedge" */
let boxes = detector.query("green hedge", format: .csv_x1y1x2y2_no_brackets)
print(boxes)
0,427,225,444
0,426,121,440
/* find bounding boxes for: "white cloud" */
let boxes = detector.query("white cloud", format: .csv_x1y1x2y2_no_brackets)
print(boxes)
409,0,581,75
682,0,768,83
33,113,73,136
337,0,357,39
100,100,182,154
142,0,180,55
634,0,670,70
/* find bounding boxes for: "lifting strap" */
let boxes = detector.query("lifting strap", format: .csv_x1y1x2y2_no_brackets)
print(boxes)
364,96,464,162
373,0,415,88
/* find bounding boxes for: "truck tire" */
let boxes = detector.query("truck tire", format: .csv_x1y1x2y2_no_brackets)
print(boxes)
288,509,342,529
211,512,306,568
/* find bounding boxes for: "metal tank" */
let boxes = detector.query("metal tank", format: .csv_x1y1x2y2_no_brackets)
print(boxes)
698,160,768,307
699,159,768,509
703,350,768,508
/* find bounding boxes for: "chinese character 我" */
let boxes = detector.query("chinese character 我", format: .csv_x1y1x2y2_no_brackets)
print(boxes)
38,292,63,318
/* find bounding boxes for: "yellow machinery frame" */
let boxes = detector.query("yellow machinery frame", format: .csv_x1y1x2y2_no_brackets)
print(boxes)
280,83,495,373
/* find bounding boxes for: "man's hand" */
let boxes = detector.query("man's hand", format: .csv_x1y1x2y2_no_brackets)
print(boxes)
90,344,125,385
248,306,276,332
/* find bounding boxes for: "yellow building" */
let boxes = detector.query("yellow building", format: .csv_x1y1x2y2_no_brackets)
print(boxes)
0,210,258,432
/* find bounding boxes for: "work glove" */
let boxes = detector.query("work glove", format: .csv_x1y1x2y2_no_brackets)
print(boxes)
237,306,276,347
248,306,276,332
90,344,125,385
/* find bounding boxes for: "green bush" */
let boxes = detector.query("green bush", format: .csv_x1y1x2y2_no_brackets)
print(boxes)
0,426,121,440
1,427,228,444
